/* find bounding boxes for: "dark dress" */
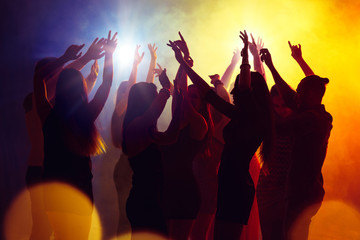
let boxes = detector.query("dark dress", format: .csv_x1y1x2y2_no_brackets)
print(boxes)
205,89,266,224
42,109,93,215
161,125,204,219
126,143,168,235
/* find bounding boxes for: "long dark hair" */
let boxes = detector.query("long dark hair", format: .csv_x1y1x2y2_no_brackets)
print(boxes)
250,71,274,164
54,68,104,156
122,82,158,154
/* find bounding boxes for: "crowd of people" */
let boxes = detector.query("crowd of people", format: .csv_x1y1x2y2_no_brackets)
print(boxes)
24,29,332,240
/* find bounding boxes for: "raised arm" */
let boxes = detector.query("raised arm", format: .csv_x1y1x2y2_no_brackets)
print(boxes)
146,43,157,83
88,31,117,121
150,81,183,145
111,45,144,148
65,37,106,71
84,60,99,94
129,45,144,85
168,37,238,118
288,41,314,76
34,44,84,124
238,30,251,90
249,34,266,79
167,40,211,96
260,48,296,107
221,48,241,90
124,80,172,157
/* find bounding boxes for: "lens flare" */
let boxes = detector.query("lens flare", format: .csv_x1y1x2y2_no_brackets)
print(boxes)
4,182,101,240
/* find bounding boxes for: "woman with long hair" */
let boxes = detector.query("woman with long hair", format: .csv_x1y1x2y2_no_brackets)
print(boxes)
122,69,182,238
33,31,117,240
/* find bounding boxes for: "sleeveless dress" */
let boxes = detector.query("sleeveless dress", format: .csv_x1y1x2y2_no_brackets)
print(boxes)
126,143,168,235
205,89,266,224
161,125,205,219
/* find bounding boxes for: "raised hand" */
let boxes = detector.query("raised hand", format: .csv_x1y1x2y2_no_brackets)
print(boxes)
167,40,185,64
173,79,183,107
259,48,274,67
249,33,260,57
288,41,302,61
134,45,145,65
63,44,85,60
173,31,190,58
159,68,171,90
148,43,158,59
83,38,106,60
231,48,241,64
153,63,164,77
256,36,264,51
239,30,249,57
103,30,118,54
90,60,99,77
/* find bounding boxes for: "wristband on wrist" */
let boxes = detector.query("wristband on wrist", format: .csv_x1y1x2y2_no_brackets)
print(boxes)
240,63,251,69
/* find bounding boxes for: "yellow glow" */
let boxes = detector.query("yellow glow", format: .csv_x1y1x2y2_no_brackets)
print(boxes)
151,1,360,221
309,200,360,239
125,231,167,240
4,182,101,240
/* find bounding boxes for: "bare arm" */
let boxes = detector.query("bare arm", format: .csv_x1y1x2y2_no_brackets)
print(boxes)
238,30,251,90
65,37,106,71
150,85,183,145
249,34,266,79
260,48,296,107
88,31,117,121
84,60,99,94
168,40,211,96
288,41,314,76
124,87,171,157
221,48,241,89
146,43,157,83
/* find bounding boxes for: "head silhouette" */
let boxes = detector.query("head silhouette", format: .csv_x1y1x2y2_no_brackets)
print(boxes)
232,72,273,163
125,82,158,122
122,82,158,154
55,68,88,116
53,68,103,156
296,75,329,109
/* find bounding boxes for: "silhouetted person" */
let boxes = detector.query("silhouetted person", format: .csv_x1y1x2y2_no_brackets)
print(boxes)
256,86,293,240
111,45,145,236
33,31,117,240
122,69,182,238
191,47,243,240
168,30,273,240
23,91,53,240
160,32,211,240
260,47,332,240
257,42,315,240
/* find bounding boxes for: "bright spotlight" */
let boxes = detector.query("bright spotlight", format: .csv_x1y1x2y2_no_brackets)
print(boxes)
114,40,137,71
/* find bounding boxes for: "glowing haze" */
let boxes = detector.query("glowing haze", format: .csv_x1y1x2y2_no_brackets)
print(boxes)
97,0,360,237
5,0,360,239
